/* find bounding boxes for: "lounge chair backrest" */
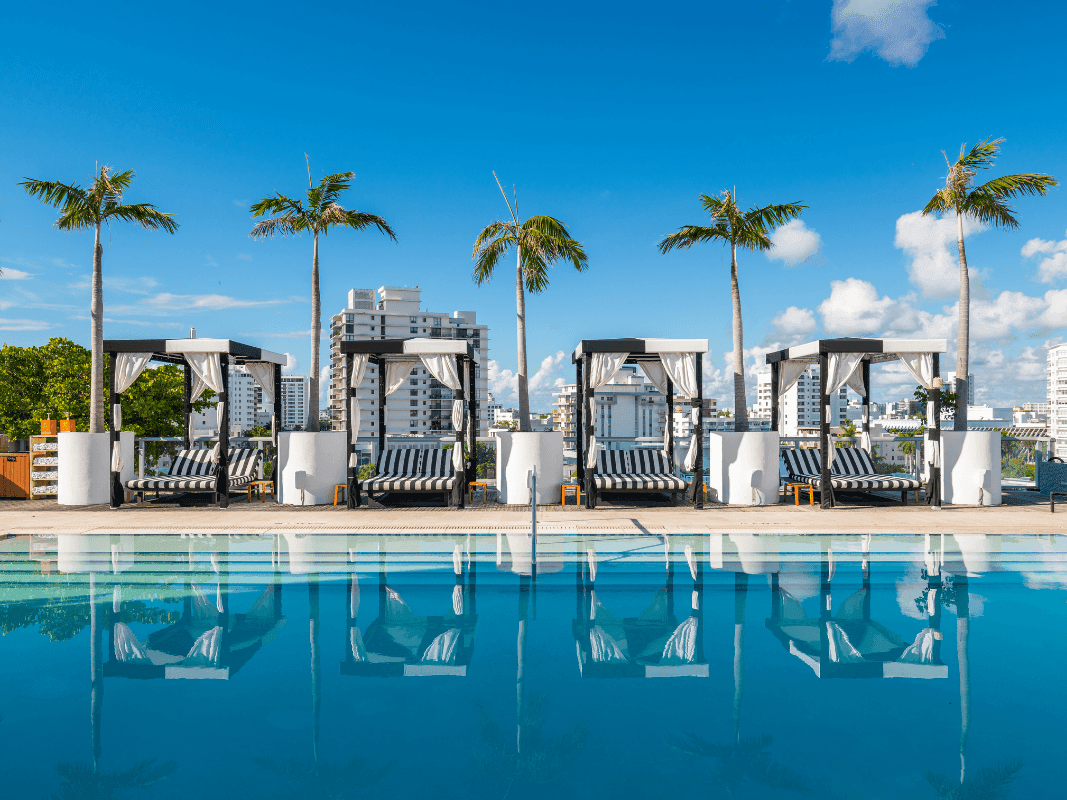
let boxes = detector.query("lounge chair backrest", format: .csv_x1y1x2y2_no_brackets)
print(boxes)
170,449,216,477
597,450,631,475
422,448,456,477
379,448,423,475
631,449,671,475
782,448,821,477
831,447,876,476
227,448,262,479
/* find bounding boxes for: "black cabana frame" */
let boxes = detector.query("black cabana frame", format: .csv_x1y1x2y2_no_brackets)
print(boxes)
766,337,948,509
341,338,477,509
572,337,708,509
102,338,285,509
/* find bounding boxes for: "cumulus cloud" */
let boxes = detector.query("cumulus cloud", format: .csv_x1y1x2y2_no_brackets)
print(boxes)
0,267,32,280
488,351,569,404
766,220,822,266
818,278,898,335
282,353,299,375
0,317,50,331
769,306,817,344
894,210,986,297
829,0,945,67
487,360,518,402
529,350,567,394
1022,230,1067,283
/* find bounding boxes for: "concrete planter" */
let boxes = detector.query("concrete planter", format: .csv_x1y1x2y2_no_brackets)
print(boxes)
940,431,1001,506
58,431,133,506
495,431,564,505
706,432,780,506
277,431,347,506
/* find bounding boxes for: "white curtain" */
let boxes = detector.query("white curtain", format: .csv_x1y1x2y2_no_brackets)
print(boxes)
661,617,698,664
777,361,807,432
348,354,370,438
584,353,628,469
420,353,466,471
384,361,414,395
827,352,865,394
661,353,700,472
639,361,668,395
186,352,224,397
213,402,226,459
114,353,152,393
452,584,464,616
112,623,149,663
899,353,935,390
246,362,275,403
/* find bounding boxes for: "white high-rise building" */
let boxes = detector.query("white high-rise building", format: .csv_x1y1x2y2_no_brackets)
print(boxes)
327,286,490,439
1047,345,1067,457
552,365,668,450
944,371,976,406
192,365,276,436
755,366,849,436
280,375,309,430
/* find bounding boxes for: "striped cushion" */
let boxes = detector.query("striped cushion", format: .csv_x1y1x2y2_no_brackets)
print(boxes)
126,474,255,492
596,450,631,475
422,449,456,477
594,474,688,491
782,448,822,478
802,473,921,491
363,476,456,491
378,448,423,476
227,448,261,479
831,447,876,476
170,449,216,477
631,449,670,475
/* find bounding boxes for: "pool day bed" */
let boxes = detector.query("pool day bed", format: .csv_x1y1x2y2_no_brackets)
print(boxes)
781,445,922,505
103,337,286,508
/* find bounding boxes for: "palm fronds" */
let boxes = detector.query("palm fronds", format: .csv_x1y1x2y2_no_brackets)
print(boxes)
48,758,177,799
21,167,178,233
667,731,809,794
660,191,805,254
923,759,1022,800
471,213,586,293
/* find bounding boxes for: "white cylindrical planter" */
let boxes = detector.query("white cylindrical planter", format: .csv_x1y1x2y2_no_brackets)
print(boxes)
941,431,1001,506
496,431,564,505
277,431,347,506
706,432,780,505
58,431,134,505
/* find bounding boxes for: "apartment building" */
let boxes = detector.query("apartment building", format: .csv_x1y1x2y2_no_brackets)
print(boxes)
1048,344,1067,457
944,371,976,406
755,366,849,436
552,365,668,450
193,367,311,435
327,286,490,439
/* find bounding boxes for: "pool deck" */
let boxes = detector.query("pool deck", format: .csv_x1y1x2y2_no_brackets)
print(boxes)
1,492,1062,536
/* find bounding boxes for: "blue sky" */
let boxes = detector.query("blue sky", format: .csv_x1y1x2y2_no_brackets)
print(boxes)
2,0,1065,410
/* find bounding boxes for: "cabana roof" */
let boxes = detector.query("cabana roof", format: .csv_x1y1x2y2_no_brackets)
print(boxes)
340,337,474,358
102,338,287,365
572,337,709,363
766,337,947,365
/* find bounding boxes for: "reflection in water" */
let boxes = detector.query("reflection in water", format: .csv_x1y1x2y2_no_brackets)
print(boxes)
1,531,1060,798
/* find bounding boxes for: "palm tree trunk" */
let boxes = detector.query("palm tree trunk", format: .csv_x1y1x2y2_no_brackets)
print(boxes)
957,579,970,784
730,242,749,432
308,231,321,432
89,221,105,433
954,212,969,431
515,243,531,432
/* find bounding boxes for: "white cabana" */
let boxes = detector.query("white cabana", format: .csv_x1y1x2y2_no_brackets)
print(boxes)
766,337,948,508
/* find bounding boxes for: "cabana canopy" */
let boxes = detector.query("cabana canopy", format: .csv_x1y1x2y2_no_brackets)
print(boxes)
571,338,709,509
340,338,477,508
766,337,947,508
102,338,286,509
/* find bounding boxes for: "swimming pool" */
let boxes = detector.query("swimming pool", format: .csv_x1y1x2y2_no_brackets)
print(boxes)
1,532,1062,799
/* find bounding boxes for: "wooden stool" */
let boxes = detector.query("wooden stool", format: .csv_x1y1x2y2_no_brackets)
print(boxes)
248,480,274,503
334,483,347,505
784,482,815,506
468,481,490,504
562,483,581,506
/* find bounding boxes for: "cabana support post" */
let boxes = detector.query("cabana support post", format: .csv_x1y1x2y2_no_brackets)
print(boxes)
346,352,357,510
769,361,779,432
216,354,230,508
272,362,282,488
666,377,675,472
692,357,703,509
861,360,871,444
377,357,386,462
467,357,477,485
583,353,594,509
575,357,584,486
453,353,465,508
182,365,192,451
108,350,121,508
928,353,942,508
819,349,833,509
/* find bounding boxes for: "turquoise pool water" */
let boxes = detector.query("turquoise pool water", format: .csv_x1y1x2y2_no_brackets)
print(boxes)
1,532,1063,799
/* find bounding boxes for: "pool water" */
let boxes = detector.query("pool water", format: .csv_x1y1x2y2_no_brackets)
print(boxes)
1,532,1064,799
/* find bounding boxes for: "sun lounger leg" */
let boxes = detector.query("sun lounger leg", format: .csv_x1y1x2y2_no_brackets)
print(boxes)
901,490,908,506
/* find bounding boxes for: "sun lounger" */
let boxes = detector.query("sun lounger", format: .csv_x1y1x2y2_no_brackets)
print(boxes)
592,449,688,501
360,447,456,505
781,447,920,503
125,447,261,497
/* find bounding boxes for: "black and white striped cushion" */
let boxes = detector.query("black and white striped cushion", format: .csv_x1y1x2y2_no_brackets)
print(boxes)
363,476,456,491
170,449,216,477
831,447,877,476
596,450,631,475
423,449,456,477
631,449,670,475
805,473,921,491
594,473,688,491
227,448,261,479
378,448,423,475
782,448,822,478
125,474,255,492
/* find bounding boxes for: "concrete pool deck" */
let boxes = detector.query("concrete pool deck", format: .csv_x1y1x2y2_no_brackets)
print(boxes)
1,492,1062,537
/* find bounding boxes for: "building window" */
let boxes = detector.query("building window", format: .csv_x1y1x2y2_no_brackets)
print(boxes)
410,400,418,407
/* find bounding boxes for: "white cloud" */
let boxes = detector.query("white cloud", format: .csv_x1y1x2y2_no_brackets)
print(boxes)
0,267,32,280
766,220,821,266
282,353,299,375
769,306,817,344
111,292,295,313
0,318,50,331
818,278,897,335
487,360,518,402
894,210,986,298
1022,230,1067,283
236,254,252,261
829,0,945,67
487,351,569,404
529,350,567,394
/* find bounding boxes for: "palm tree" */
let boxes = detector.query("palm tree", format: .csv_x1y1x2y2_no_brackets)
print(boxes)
250,157,396,431
472,173,588,431
20,167,178,432
922,138,1056,429
659,192,805,431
